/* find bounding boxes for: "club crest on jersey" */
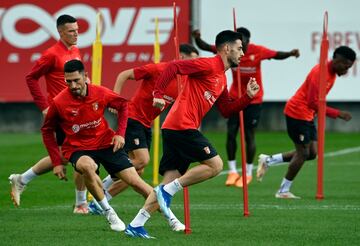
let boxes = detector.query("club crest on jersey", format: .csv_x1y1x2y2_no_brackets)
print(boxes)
92,102,99,111
299,134,305,142
203,146,211,154
250,54,255,61
72,124,80,133
71,109,78,116
134,138,140,145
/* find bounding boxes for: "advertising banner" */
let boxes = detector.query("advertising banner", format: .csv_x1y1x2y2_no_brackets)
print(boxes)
0,0,190,102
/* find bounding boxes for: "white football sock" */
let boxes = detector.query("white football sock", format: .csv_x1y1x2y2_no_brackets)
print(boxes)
267,154,284,166
75,189,87,206
228,160,237,173
105,190,112,202
279,178,292,193
98,197,111,211
21,168,38,185
102,175,115,190
130,208,151,227
246,163,253,176
164,179,183,196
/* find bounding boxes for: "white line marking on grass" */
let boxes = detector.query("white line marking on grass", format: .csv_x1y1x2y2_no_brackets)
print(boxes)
14,203,360,211
220,146,360,175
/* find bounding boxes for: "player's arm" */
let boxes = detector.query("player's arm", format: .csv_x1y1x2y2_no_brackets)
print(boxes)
113,69,135,94
192,29,217,54
107,89,129,152
216,78,259,118
306,74,347,119
40,103,67,180
273,49,300,59
153,58,210,109
26,53,55,112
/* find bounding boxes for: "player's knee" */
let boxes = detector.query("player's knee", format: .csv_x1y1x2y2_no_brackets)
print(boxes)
132,156,150,170
76,156,97,174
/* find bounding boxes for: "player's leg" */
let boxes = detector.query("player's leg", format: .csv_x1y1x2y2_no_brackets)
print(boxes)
155,129,220,218
275,116,315,199
9,156,53,206
225,114,240,186
126,170,183,238
236,104,262,187
71,151,125,231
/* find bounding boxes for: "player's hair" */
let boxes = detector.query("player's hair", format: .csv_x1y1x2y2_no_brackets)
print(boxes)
180,43,199,55
56,14,77,28
64,59,84,73
215,30,243,50
333,46,356,62
236,27,251,39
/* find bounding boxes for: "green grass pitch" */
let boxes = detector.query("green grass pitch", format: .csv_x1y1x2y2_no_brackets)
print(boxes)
1,131,359,245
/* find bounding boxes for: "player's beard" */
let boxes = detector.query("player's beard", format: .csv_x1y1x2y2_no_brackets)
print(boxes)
229,57,239,68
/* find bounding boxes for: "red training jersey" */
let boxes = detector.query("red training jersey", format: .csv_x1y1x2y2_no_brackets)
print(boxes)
26,40,81,111
153,55,253,130
284,61,340,121
41,84,128,166
229,44,277,103
130,62,179,128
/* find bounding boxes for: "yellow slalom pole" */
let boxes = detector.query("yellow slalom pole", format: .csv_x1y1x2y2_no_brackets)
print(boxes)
152,17,161,186
87,12,103,203
91,12,103,85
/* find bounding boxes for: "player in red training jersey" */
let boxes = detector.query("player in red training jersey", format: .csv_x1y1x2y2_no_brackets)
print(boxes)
96,45,198,229
192,27,299,187
124,30,260,238
41,59,153,231
255,46,356,199
9,14,88,213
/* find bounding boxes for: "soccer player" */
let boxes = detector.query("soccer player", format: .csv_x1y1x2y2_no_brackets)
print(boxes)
124,30,260,238
192,27,299,187
41,59,153,231
89,44,199,232
8,14,88,213
256,46,356,198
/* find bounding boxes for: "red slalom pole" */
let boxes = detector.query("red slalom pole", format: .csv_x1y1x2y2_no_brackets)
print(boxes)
316,11,329,200
233,8,249,217
173,1,191,234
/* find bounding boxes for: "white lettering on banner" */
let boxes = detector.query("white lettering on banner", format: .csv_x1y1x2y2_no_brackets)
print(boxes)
0,4,177,49
129,7,179,45
311,31,360,51
6,52,164,63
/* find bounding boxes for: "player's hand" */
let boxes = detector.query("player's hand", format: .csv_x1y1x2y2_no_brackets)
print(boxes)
111,135,125,152
246,77,260,98
291,49,300,58
338,111,352,121
53,165,67,181
108,107,118,114
192,29,201,39
42,107,49,117
153,98,166,111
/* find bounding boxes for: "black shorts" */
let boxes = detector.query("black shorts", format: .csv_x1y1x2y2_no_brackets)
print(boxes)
286,115,317,144
69,147,133,178
55,127,65,146
159,129,218,176
227,104,262,131
125,118,152,152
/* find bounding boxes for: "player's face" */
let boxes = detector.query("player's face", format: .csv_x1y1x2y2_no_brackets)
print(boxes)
332,56,354,76
59,22,79,47
227,39,244,68
65,71,87,97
